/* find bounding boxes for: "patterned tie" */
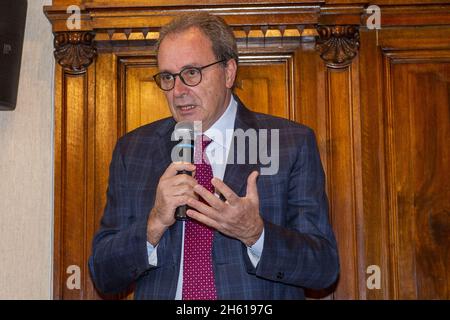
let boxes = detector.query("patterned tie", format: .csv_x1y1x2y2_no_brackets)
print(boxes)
182,135,217,300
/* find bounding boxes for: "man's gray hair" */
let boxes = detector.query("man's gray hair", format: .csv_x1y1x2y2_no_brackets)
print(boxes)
156,12,239,66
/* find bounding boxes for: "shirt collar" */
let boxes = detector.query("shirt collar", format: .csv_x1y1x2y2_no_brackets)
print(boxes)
204,95,237,150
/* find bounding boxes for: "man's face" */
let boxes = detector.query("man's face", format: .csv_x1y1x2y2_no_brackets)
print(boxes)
157,27,237,131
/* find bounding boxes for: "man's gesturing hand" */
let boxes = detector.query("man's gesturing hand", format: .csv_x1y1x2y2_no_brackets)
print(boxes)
147,162,197,246
186,171,264,247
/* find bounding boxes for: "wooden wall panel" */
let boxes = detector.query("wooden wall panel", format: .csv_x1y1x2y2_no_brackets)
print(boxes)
357,28,450,301
91,53,119,299
55,56,115,300
295,44,328,180
62,74,86,300
383,52,450,299
324,64,363,299
235,55,293,119
94,52,118,236
55,70,91,299
120,54,295,131
120,57,170,132
358,29,391,300
296,45,364,299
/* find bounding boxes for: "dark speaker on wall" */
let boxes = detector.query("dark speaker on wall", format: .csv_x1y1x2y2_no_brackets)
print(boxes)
0,0,28,111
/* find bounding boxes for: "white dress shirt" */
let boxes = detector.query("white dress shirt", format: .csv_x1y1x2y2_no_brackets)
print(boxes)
146,96,264,299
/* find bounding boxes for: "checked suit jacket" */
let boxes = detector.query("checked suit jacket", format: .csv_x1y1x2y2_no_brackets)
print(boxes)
88,96,339,299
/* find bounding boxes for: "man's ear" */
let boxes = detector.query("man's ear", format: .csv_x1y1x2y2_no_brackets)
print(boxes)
225,59,238,89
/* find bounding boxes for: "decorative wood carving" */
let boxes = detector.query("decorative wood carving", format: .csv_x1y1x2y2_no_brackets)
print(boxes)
92,26,318,49
54,32,97,73
315,25,360,68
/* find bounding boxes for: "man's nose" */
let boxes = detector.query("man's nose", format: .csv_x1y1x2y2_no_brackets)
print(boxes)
173,75,189,97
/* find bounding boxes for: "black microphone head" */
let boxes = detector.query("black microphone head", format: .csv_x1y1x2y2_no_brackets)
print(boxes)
171,121,195,163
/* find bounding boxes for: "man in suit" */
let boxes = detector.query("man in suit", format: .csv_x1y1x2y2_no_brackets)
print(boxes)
89,12,339,300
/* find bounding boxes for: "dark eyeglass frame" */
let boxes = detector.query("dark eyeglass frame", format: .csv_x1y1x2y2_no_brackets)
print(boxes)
153,59,226,91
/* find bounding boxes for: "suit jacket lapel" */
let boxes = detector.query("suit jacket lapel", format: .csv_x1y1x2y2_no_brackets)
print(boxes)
213,97,261,269
222,97,261,197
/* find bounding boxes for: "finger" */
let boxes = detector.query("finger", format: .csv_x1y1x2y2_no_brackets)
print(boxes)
172,174,198,188
187,198,220,219
173,195,189,207
172,194,199,207
161,162,196,179
167,195,188,209
193,184,225,208
171,184,196,197
211,178,239,205
186,209,220,230
246,171,260,199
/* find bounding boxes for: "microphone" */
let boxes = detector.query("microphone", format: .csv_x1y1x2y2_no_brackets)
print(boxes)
172,121,195,221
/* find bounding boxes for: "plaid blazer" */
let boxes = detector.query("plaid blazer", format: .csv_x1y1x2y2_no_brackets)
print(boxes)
89,96,339,299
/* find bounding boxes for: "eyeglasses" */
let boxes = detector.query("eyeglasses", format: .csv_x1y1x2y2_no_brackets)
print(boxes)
153,59,226,91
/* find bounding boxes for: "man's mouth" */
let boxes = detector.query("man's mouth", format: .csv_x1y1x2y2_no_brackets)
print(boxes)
178,105,196,111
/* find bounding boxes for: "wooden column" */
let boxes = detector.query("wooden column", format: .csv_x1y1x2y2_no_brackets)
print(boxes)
53,31,97,299
316,25,363,299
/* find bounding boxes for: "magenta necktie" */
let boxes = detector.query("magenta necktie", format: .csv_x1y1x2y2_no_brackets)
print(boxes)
182,135,218,300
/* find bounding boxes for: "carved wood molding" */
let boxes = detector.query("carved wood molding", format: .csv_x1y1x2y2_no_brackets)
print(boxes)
315,25,360,68
54,32,97,74
51,25,361,72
